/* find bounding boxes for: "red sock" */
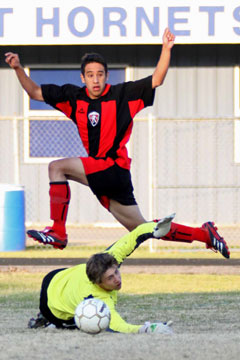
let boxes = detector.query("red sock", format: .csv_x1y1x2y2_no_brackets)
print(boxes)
49,182,71,236
162,222,209,244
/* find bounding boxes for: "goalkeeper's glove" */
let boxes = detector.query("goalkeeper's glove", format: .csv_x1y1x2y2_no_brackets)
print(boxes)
139,321,173,334
153,213,175,238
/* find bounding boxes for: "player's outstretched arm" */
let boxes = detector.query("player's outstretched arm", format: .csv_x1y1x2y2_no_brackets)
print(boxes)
106,302,173,334
5,52,43,101
152,28,175,89
106,214,175,265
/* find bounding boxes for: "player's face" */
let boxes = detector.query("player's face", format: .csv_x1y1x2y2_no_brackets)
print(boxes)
98,265,122,291
81,62,108,99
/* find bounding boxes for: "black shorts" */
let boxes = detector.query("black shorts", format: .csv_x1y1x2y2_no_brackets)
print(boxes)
39,268,76,328
86,164,137,210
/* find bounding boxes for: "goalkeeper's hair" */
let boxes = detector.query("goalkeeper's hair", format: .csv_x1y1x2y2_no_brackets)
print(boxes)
81,53,108,75
86,253,118,284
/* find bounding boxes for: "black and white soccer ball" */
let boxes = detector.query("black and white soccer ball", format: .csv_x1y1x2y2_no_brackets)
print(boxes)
74,298,111,334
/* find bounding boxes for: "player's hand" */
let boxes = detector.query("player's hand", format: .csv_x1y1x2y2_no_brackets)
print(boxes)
5,52,21,69
139,321,173,334
162,28,175,49
153,213,175,238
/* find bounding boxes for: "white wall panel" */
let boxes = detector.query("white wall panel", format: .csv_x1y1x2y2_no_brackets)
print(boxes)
0,46,239,231
0,70,23,116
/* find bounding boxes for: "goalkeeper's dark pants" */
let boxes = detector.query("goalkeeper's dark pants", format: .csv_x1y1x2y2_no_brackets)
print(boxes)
39,268,76,329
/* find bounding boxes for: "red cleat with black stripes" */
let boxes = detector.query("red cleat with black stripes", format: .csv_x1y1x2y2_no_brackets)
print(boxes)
202,222,230,259
27,227,68,250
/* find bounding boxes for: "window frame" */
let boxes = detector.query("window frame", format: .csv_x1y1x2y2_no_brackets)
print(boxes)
23,65,130,163
234,66,240,163
234,66,240,117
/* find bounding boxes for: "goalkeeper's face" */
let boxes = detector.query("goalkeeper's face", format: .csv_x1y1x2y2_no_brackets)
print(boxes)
98,265,122,291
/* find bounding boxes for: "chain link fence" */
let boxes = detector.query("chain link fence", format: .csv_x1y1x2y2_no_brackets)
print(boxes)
0,116,239,250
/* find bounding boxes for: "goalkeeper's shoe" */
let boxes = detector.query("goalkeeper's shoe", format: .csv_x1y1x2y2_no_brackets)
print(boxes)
28,312,50,329
27,227,68,250
153,213,176,238
202,221,230,259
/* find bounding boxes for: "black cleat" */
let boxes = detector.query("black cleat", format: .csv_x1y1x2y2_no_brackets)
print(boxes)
28,313,49,329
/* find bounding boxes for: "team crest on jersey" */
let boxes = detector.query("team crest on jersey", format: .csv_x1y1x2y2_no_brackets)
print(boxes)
88,111,100,127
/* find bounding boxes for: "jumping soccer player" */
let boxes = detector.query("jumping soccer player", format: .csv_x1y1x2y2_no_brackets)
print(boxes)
4,28,175,249
4,28,230,259
28,214,229,333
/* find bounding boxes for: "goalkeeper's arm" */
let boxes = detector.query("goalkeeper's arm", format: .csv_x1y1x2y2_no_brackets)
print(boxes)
105,214,175,265
105,222,155,265
105,298,173,334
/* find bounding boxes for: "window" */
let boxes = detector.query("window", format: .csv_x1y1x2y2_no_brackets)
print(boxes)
24,67,125,163
234,66,240,163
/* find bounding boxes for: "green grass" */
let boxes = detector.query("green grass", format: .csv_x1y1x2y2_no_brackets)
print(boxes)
1,272,240,297
1,271,239,345
1,289,240,330
1,244,240,259
117,291,240,325
121,274,240,294
0,272,239,332
0,272,43,295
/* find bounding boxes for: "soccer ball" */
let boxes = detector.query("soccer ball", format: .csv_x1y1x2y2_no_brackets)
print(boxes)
74,298,111,334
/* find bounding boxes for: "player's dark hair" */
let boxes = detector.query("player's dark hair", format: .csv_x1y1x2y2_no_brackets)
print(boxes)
86,253,118,284
81,53,108,75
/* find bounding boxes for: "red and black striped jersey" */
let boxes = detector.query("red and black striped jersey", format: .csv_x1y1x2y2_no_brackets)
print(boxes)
41,75,155,170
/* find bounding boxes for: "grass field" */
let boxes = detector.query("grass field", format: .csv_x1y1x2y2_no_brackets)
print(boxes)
0,270,240,360
0,241,239,360
1,272,240,294
1,244,240,259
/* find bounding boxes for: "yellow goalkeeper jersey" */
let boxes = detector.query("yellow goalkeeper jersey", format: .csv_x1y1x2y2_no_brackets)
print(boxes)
47,221,155,333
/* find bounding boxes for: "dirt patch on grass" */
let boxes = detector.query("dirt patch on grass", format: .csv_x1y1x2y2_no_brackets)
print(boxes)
0,264,240,275
1,293,240,360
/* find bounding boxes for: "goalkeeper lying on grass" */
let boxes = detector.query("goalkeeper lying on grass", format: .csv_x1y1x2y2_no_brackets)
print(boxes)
29,213,229,334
